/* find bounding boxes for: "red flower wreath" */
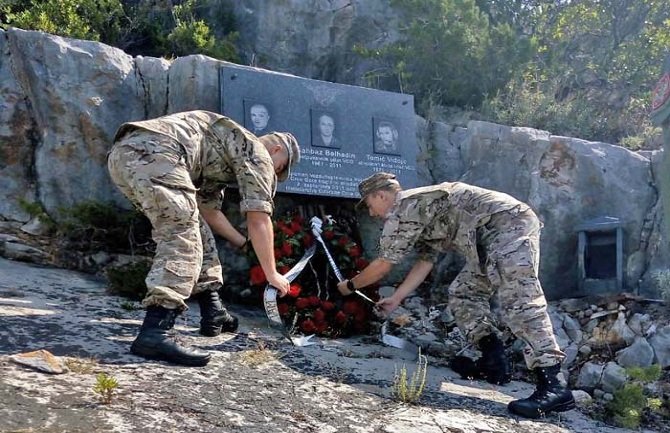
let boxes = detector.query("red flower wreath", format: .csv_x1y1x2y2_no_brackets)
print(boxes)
247,213,378,337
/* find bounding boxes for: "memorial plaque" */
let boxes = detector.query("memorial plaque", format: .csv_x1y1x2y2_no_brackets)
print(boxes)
220,64,419,198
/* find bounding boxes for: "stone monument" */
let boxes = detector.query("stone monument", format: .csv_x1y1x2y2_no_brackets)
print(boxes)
219,64,419,199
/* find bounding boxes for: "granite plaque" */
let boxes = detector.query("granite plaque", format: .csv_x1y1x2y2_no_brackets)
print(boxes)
220,64,418,198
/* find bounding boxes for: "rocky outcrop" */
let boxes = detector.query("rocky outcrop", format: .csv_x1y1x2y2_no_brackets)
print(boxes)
0,27,667,299
228,0,402,85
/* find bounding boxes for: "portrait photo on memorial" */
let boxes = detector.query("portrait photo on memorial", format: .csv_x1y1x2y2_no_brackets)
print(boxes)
244,99,272,136
310,109,341,149
373,118,400,155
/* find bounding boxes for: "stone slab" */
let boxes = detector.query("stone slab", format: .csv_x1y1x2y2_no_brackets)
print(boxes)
220,65,419,198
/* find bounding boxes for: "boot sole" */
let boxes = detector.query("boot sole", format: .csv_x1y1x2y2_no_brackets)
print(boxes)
200,317,239,336
130,344,211,367
509,398,576,418
199,327,222,337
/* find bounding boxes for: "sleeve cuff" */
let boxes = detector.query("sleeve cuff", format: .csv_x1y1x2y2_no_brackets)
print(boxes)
240,199,274,215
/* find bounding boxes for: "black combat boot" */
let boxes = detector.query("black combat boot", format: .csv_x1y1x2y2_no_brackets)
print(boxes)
131,306,211,367
508,364,576,418
450,333,512,385
193,289,238,337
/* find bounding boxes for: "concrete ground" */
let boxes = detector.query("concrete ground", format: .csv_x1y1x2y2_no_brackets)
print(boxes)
0,257,655,433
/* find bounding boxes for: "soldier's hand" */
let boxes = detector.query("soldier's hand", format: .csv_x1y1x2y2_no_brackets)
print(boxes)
375,297,401,317
267,272,290,297
239,238,251,254
336,280,352,296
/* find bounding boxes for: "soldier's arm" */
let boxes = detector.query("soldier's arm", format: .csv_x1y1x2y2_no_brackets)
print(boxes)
392,260,434,302
247,210,290,296
200,207,247,248
376,260,433,316
337,258,392,295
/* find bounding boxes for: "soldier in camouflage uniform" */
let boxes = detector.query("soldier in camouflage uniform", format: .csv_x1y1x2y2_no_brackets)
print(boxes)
108,110,300,367
337,172,575,418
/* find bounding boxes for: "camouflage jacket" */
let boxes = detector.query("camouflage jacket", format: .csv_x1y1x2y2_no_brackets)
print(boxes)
114,110,276,214
378,182,531,264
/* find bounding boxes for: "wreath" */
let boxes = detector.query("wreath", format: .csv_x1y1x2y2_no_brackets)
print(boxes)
247,213,378,337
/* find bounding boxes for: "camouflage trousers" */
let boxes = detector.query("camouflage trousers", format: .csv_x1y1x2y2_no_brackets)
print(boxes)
448,208,565,369
107,132,223,310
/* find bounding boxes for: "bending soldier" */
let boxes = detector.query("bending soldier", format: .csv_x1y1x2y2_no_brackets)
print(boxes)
108,110,300,367
337,172,575,419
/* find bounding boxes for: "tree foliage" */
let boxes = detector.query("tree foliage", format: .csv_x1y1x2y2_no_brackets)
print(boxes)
359,0,535,109
360,0,669,147
483,0,670,146
0,0,238,62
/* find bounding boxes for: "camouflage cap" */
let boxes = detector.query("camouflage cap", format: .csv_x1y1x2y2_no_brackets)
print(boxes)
271,132,301,182
357,172,400,207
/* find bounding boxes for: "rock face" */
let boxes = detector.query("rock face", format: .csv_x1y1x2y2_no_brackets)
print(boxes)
228,0,402,85
0,27,667,299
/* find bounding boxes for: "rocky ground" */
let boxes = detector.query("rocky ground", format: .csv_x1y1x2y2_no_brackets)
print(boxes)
1,257,661,433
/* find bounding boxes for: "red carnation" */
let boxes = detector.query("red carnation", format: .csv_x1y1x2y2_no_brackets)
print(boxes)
308,296,321,307
278,265,290,275
313,309,326,322
287,283,301,297
250,265,266,285
274,248,282,259
354,311,367,322
281,242,293,257
321,301,335,311
277,303,290,316
323,229,335,240
338,236,349,246
300,319,316,333
349,245,362,258
295,297,311,309
343,300,360,315
290,221,302,233
279,221,295,236
334,311,348,325
314,321,328,334
355,257,369,269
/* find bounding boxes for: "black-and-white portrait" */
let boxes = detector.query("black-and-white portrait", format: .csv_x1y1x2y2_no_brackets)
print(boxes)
244,100,272,135
311,110,340,148
373,118,400,155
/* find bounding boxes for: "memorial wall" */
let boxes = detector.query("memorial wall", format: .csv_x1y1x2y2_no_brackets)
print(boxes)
219,65,419,198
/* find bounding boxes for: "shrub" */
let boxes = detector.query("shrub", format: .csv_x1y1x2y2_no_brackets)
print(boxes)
606,365,665,429
106,261,150,301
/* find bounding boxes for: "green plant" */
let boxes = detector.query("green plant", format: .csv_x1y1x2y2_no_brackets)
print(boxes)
1,0,125,42
56,201,152,254
606,365,664,429
107,261,151,301
119,300,142,311
166,0,238,61
392,349,428,404
93,372,119,404
17,199,56,231
357,0,534,111
626,364,662,383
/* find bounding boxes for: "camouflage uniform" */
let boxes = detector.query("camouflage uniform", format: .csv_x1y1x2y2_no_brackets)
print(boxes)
107,111,277,310
378,182,565,369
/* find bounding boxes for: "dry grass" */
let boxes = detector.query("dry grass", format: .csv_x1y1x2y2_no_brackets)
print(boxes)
65,356,99,374
238,340,281,368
